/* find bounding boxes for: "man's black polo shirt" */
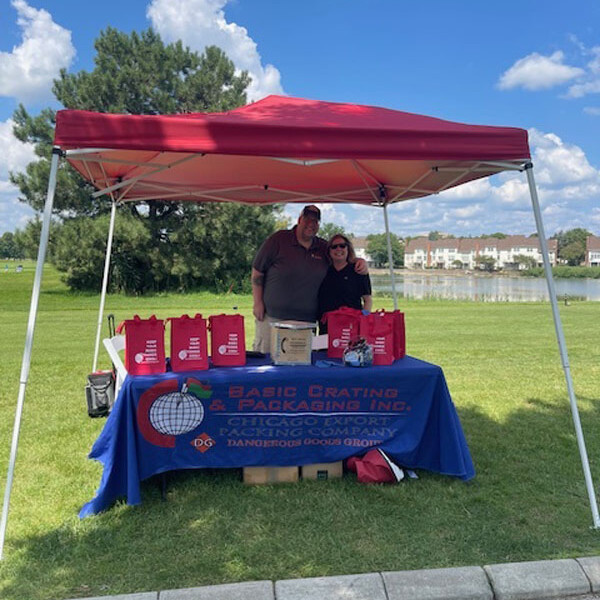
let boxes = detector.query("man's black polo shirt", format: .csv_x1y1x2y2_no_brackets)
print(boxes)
253,226,328,321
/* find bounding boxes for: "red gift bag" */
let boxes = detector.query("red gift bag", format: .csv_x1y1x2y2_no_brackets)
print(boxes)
390,310,406,359
373,309,406,360
208,314,246,366
116,315,166,375
322,306,363,358
169,314,209,372
359,312,394,366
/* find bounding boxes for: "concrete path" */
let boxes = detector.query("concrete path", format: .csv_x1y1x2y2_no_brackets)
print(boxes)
65,556,600,600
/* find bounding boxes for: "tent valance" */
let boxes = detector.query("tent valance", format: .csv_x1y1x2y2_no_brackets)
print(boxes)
54,95,531,205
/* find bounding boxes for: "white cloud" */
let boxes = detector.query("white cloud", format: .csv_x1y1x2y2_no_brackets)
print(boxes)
0,118,36,234
566,45,600,98
498,51,584,91
439,177,492,200
147,0,283,101
583,107,600,116
450,204,484,219
0,0,75,102
0,194,35,235
0,118,36,176
528,128,597,185
566,80,600,98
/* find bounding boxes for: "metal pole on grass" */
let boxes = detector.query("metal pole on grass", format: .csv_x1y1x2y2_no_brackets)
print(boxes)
92,200,117,371
525,162,600,529
0,148,62,560
382,200,398,310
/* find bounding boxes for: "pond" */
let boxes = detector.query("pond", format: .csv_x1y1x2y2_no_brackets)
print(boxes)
370,272,600,302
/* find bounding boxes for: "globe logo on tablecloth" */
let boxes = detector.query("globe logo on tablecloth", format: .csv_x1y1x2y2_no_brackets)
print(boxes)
148,391,204,436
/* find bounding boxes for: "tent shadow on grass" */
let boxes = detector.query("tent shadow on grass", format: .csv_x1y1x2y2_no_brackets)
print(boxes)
2,395,600,600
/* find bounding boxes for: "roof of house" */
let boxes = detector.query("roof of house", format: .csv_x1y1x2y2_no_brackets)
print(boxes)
586,235,600,251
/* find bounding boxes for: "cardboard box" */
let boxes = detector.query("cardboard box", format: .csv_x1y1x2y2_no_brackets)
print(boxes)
270,323,313,365
243,466,299,485
301,461,343,481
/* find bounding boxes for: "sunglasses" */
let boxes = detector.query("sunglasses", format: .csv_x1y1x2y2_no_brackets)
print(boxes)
330,243,348,250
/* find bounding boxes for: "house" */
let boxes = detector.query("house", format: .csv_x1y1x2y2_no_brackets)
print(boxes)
585,235,600,267
404,235,557,270
352,236,374,266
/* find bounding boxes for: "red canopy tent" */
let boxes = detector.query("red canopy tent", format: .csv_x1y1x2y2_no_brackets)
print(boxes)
53,94,530,206
2,96,596,558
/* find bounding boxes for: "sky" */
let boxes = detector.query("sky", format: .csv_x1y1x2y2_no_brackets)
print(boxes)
0,0,599,239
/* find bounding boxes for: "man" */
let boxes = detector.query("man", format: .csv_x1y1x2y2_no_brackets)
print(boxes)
251,205,367,353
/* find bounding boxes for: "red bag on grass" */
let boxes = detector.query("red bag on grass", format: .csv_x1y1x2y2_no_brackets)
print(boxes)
346,449,404,484
208,314,246,366
359,312,394,365
322,306,363,358
169,314,209,372
116,315,166,375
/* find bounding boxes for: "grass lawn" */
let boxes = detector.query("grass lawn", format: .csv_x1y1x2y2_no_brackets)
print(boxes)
0,261,599,600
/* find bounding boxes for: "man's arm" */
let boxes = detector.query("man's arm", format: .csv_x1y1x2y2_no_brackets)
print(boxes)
354,258,369,275
251,267,266,321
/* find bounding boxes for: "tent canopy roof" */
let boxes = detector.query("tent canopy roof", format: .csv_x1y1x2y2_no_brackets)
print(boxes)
54,95,531,206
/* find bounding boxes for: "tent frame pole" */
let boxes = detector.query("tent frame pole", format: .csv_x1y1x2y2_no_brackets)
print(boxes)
382,201,398,310
92,200,117,371
525,162,600,529
0,148,62,560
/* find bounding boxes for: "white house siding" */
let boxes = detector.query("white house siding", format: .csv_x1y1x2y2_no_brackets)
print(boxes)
404,236,557,270
585,235,600,267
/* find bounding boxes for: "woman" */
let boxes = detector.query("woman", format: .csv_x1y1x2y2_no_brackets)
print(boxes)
318,234,372,333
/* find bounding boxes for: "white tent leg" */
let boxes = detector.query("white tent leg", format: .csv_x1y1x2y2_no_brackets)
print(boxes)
382,202,398,309
92,200,117,371
525,163,600,529
0,149,61,560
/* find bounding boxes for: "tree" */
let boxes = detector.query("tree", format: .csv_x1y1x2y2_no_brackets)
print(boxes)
552,228,590,266
366,233,403,267
513,254,537,269
0,232,25,259
13,220,44,260
561,241,586,266
10,28,279,292
319,222,353,241
475,255,496,272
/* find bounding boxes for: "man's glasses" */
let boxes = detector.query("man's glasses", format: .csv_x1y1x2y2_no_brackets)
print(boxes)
330,243,348,250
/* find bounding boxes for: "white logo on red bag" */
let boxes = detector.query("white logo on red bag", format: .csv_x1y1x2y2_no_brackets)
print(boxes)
218,333,240,355
135,339,160,364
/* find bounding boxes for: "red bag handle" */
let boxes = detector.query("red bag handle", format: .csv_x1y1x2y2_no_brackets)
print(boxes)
115,314,163,333
322,306,362,323
167,313,203,323
364,314,392,336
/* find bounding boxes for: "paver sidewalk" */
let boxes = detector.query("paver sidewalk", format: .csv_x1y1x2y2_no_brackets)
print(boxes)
66,556,600,600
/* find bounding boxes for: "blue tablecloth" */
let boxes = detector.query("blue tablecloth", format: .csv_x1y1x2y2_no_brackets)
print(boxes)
80,354,474,516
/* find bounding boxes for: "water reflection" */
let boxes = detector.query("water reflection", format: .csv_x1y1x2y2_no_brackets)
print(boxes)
370,273,600,302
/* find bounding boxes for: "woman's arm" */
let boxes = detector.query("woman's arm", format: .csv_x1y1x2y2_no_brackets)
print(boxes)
362,295,372,312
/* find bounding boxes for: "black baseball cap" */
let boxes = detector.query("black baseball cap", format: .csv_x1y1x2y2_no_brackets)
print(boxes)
301,205,321,221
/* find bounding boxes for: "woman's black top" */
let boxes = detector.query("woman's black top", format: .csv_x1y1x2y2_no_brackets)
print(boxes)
317,263,372,333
